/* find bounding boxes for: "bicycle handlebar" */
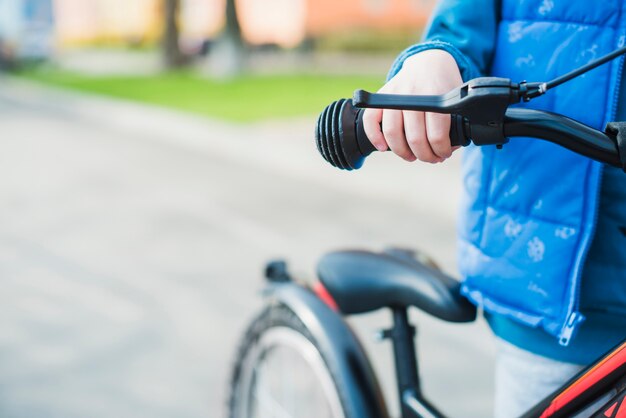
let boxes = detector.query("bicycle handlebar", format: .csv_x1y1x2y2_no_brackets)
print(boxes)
315,82,622,170
503,108,621,167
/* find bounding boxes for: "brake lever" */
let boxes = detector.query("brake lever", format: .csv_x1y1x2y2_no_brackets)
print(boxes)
353,77,542,147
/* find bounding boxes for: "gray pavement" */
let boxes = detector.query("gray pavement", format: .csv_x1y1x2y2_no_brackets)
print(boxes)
0,77,495,418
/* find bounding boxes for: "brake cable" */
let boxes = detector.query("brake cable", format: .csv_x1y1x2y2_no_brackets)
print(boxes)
522,45,626,100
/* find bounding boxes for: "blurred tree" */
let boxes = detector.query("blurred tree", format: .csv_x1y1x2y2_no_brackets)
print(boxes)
163,0,186,68
224,0,243,47
210,0,245,78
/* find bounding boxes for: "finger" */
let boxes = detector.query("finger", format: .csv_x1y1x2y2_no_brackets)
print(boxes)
363,108,388,151
425,112,452,159
382,109,416,161
403,110,441,163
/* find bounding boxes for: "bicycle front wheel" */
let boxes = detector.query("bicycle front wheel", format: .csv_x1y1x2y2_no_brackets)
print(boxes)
228,304,349,418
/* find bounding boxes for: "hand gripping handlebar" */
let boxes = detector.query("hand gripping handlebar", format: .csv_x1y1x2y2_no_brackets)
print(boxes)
315,77,623,170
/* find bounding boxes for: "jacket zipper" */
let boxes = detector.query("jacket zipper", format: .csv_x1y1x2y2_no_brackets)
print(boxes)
559,31,626,346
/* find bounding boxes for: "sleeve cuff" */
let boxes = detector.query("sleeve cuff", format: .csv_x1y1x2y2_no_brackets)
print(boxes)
387,40,481,82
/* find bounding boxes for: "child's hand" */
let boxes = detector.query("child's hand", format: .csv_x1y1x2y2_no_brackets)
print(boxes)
363,49,464,163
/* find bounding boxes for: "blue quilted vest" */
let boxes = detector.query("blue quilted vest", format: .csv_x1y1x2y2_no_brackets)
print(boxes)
389,0,626,346
459,1,626,345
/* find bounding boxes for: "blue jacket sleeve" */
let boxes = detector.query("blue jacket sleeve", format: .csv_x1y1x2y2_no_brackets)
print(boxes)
388,0,499,82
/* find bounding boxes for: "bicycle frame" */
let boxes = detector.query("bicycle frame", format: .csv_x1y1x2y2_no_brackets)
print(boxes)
522,339,626,418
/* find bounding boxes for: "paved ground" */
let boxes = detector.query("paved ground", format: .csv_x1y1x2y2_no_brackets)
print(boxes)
0,77,495,418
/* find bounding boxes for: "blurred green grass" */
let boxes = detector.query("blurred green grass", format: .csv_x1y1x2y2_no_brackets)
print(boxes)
19,69,383,122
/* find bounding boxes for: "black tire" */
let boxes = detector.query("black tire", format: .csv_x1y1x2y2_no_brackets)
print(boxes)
228,303,351,418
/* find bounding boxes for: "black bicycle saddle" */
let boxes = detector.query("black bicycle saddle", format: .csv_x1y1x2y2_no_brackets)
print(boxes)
317,248,476,322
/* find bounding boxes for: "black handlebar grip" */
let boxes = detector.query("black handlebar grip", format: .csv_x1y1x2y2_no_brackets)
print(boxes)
315,99,471,170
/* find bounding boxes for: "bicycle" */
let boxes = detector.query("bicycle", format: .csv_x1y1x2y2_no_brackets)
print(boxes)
226,46,626,418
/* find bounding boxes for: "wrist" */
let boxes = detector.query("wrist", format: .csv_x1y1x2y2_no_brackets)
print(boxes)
403,49,460,72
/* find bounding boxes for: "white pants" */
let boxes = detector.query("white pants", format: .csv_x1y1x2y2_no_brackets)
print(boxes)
494,338,586,418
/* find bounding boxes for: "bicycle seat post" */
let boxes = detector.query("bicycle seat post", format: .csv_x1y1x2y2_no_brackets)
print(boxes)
385,307,445,418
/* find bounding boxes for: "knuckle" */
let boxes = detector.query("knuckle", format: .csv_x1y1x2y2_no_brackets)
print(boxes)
428,129,449,144
406,132,425,146
429,134,452,157
382,125,401,138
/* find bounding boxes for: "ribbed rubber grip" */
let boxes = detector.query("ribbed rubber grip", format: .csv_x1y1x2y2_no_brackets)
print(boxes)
315,99,469,170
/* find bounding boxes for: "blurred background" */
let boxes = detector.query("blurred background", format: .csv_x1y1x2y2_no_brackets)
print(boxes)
0,0,496,417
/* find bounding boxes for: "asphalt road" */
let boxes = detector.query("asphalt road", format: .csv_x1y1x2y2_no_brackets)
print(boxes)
0,78,495,418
